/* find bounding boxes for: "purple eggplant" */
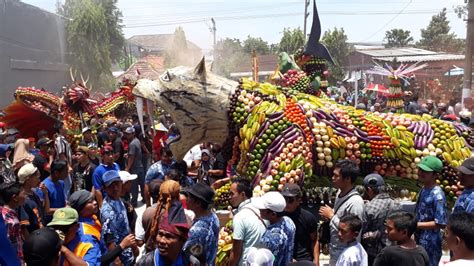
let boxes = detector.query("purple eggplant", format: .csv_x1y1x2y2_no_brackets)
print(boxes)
368,135,384,141
296,104,306,113
255,121,270,140
268,138,285,154
293,123,306,139
335,127,354,136
354,130,370,142
354,127,368,137
280,124,294,136
312,110,324,121
407,122,416,132
268,112,284,123
306,117,314,130
282,128,299,139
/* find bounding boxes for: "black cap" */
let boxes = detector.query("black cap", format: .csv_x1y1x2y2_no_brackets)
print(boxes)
23,227,61,265
281,183,302,197
36,138,52,148
457,157,474,175
186,183,215,204
363,174,385,187
68,190,93,212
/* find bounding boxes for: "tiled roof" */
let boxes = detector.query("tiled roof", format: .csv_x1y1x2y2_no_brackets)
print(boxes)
355,47,464,63
117,60,161,80
374,54,465,62
128,34,201,52
233,54,278,72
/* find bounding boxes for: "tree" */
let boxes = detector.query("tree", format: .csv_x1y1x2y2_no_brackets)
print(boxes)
57,0,124,89
278,27,305,55
164,27,191,67
321,27,354,80
417,8,464,53
242,36,270,55
384,29,414,48
214,38,248,78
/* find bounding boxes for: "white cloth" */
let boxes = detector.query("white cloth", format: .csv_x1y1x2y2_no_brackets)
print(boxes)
183,144,202,167
329,189,365,265
445,259,474,265
336,242,368,266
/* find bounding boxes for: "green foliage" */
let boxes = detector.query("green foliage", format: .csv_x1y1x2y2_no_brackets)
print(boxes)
384,29,414,48
321,27,354,80
278,28,306,55
454,4,468,19
165,27,191,67
242,36,270,55
58,0,124,89
416,8,465,53
214,38,248,78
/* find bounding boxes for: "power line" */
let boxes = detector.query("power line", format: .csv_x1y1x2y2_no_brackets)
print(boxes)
360,0,414,42
123,9,455,28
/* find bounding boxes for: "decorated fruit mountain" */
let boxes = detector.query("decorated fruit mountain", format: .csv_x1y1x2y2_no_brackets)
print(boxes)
131,1,473,205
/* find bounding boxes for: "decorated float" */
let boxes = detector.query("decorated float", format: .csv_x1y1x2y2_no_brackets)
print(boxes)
129,2,474,263
1,71,136,145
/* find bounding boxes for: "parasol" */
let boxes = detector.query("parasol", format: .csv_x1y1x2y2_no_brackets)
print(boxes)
363,83,389,94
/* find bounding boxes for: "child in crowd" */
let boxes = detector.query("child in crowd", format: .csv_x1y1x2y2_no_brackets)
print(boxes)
0,182,26,262
374,211,429,266
336,214,368,266
445,212,474,265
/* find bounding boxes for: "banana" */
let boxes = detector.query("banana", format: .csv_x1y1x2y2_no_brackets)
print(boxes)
394,149,402,158
453,150,463,161
327,127,334,138
410,148,417,158
332,149,340,161
391,137,400,148
393,128,400,139
447,140,455,151
400,160,410,168
399,140,410,148
400,147,411,156
443,144,452,153
330,138,340,149
338,136,347,149
442,152,453,163
339,148,346,159
396,125,407,131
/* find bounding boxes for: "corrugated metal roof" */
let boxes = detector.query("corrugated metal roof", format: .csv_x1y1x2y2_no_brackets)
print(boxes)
357,47,437,57
374,54,464,62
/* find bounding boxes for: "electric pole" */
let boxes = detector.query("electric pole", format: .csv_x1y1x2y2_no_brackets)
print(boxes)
211,18,217,59
462,0,474,107
303,0,310,37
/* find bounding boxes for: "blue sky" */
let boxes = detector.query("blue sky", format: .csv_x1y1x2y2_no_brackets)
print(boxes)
23,0,467,52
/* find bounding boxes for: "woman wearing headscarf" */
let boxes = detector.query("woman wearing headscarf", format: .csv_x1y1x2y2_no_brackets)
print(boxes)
0,144,14,184
12,139,34,172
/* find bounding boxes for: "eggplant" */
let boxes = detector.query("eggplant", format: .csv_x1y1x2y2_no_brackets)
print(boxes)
313,110,328,120
260,153,272,173
267,111,283,119
407,122,416,132
327,112,339,122
282,128,298,139
281,125,295,136
414,135,420,149
268,137,285,153
284,134,300,144
249,136,258,150
296,103,306,113
293,123,306,139
368,135,384,141
268,112,284,123
312,110,324,121
255,121,270,140
354,130,370,142
335,127,354,136
354,127,368,137
306,117,314,130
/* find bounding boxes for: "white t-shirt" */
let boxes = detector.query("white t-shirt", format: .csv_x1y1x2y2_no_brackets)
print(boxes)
335,242,368,266
183,144,202,167
445,259,474,266
233,199,266,266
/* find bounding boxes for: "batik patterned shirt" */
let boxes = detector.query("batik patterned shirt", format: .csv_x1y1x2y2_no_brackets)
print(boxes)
0,206,22,261
101,197,133,265
453,188,474,213
415,186,447,266
183,212,219,266
260,216,296,266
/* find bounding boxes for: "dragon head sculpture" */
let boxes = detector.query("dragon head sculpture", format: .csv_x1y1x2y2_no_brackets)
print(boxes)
133,58,238,159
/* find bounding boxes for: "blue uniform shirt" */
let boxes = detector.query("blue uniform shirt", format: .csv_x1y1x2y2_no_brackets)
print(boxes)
260,216,296,266
415,186,447,266
183,212,220,266
145,160,175,184
92,163,120,191
453,188,474,213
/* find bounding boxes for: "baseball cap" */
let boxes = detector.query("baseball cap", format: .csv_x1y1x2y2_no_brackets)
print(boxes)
124,126,135,134
47,208,79,226
107,127,119,133
418,155,443,173
363,173,385,187
68,190,93,212
18,163,39,184
457,157,474,175
119,171,138,183
36,137,52,148
81,127,92,134
253,191,286,213
103,170,121,187
245,247,274,266
23,227,62,265
281,183,302,198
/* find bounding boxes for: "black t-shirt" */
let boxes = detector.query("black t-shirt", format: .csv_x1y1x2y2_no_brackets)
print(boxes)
212,152,227,180
72,162,96,192
33,154,49,181
286,207,319,261
19,192,44,232
374,245,429,266
112,137,125,170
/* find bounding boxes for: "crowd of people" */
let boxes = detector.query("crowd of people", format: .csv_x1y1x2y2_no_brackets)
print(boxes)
0,114,473,266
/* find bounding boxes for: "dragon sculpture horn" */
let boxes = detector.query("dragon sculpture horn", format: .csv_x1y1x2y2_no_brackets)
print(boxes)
194,57,207,82
304,0,335,64
69,68,76,82
80,73,90,86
